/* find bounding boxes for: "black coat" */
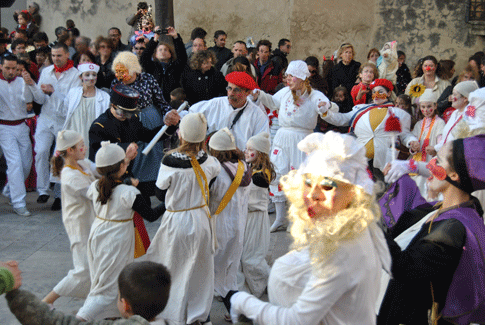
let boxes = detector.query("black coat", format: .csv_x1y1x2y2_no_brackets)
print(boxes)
327,60,361,98
208,45,233,71
180,66,227,105
95,54,116,90
140,35,188,102
88,108,176,161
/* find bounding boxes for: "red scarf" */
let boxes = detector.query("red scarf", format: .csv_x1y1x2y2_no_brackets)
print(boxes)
0,72,16,83
54,59,74,73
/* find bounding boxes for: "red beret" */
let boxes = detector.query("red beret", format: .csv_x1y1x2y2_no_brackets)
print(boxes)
225,72,259,91
369,78,394,92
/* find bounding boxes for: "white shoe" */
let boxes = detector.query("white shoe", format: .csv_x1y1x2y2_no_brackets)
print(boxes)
270,221,287,233
14,206,31,217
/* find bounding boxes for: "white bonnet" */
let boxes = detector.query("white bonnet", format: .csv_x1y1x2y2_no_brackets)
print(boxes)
286,60,311,80
296,131,374,194
95,141,126,168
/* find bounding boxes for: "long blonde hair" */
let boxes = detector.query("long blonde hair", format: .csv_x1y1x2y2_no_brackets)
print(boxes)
281,171,380,277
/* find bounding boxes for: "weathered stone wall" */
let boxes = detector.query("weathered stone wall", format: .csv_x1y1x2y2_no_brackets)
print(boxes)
10,0,485,73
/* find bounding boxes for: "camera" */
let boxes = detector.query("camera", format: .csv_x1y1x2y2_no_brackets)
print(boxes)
154,28,168,35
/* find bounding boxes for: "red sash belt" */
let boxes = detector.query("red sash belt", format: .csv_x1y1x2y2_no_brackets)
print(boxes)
0,119,25,125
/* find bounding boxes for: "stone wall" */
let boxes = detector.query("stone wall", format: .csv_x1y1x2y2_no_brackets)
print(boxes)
14,0,485,73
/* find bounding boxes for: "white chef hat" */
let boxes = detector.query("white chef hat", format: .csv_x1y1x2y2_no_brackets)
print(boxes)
418,89,437,103
454,80,479,99
95,141,126,168
459,88,485,133
179,113,207,143
56,130,83,151
286,60,311,80
246,132,271,155
78,63,100,75
209,127,236,151
296,131,374,194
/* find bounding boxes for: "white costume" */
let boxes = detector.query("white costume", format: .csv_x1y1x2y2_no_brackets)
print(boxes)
257,87,329,200
77,182,139,321
62,87,110,149
231,224,389,325
434,109,464,152
410,116,445,198
322,103,417,171
146,152,221,325
189,97,269,150
237,170,271,298
0,76,34,209
53,159,96,297
26,65,81,195
210,161,251,298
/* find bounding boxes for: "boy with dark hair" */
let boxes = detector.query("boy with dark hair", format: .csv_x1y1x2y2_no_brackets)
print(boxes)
6,261,171,325
169,87,186,101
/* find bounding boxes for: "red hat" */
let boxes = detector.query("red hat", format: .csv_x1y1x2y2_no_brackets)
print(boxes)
225,72,259,91
369,78,394,92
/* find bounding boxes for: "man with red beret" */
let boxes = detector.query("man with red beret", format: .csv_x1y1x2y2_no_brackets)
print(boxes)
188,71,269,150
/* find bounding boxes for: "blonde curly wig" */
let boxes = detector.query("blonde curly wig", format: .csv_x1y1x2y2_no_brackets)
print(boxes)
112,51,142,76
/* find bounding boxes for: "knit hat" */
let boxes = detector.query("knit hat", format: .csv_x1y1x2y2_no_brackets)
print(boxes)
296,131,374,194
56,130,83,151
225,71,259,91
369,78,394,92
95,141,126,168
454,80,479,99
286,60,311,80
209,127,236,151
246,132,271,155
179,113,207,143
418,89,437,103
110,84,140,111
78,63,100,74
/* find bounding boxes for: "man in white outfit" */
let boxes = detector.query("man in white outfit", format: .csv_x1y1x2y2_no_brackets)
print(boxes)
23,42,81,210
188,71,269,150
0,54,35,216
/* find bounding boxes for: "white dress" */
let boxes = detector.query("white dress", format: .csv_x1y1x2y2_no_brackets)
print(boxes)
258,87,329,201
53,159,96,298
145,152,221,325
237,170,271,298
231,223,390,325
410,116,445,198
77,182,140,321
210,161,251,298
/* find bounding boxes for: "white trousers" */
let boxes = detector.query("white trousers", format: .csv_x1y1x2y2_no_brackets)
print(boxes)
34,117,61,195
0,123,32,208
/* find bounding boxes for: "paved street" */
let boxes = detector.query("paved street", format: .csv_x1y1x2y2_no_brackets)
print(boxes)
0,191,291,325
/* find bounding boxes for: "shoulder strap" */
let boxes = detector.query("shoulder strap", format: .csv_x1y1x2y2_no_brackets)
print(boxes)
190,157,211,218
229,107,245,130
215,160,244,215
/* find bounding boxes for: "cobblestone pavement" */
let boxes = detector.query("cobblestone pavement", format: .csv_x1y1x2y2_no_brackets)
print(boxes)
0,192,291,325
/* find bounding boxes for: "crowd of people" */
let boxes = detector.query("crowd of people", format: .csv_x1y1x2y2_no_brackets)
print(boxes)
1,1,485,325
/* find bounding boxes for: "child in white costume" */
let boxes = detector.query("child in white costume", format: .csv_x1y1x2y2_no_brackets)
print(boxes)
230,132,391,325
252,60,332,233
77,141,164,321
42,130,97,305
408,89,445,198
146,113,221,325
208,128,252,313
238,132,275,298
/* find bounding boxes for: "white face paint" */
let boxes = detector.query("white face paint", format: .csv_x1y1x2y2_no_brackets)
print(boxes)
81,71,97,84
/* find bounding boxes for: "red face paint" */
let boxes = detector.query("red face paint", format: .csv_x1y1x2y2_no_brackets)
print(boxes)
250,153,255,157
426,158,447,180
307,206,316,218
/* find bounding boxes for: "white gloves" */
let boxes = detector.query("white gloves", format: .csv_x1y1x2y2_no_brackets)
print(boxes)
384,159,417,183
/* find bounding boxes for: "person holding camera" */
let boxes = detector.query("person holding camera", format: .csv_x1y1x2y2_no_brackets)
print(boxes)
126,1,149,43
140,26,188,102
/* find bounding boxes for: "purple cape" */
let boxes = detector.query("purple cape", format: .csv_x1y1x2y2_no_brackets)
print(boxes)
379,174,430,228
381,175,485,324
434,208,485,325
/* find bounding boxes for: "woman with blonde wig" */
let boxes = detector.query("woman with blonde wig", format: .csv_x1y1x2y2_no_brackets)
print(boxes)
229,131,391,325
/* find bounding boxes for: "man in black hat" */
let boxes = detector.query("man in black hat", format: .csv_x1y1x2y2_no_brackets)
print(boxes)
89,84,177,161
